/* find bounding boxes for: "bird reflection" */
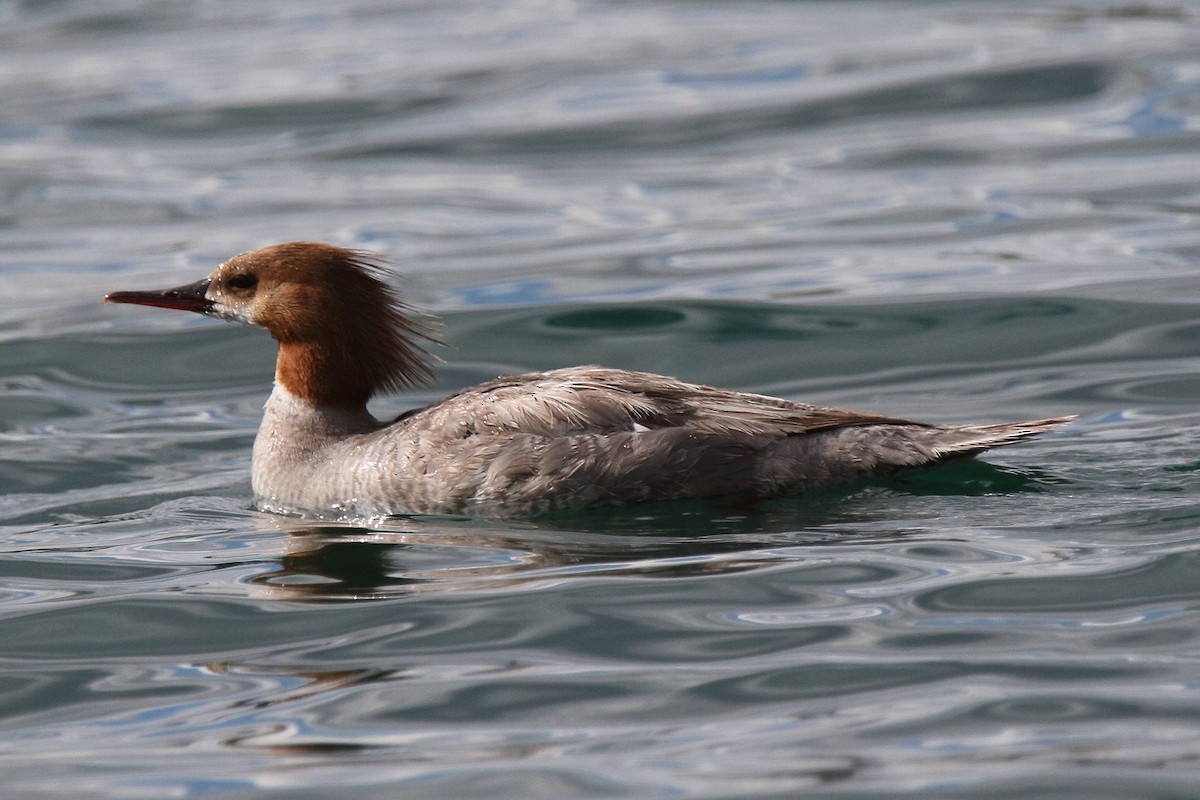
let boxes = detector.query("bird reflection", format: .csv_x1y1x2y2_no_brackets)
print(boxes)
262,536,412,598
245,501,837,602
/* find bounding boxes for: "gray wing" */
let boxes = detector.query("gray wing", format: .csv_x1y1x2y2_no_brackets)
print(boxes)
408,366,912,439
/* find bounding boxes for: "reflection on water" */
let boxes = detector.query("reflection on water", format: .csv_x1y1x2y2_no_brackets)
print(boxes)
249,515,796,602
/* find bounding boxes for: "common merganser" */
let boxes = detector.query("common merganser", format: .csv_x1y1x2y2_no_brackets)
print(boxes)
105,242,1072,518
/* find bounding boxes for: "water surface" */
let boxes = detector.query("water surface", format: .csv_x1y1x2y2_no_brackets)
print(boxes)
3,1,1200,798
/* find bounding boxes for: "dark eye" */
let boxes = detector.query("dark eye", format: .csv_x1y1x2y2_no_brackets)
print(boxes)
227,273,258,291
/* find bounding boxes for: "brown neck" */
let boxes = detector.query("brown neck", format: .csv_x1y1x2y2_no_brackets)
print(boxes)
275,341,377,409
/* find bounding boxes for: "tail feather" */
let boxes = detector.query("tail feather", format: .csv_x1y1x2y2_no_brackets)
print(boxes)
760,415,1073,490
929,416,1076,458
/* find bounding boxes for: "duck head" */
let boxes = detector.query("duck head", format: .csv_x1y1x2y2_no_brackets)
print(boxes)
105,242,441,409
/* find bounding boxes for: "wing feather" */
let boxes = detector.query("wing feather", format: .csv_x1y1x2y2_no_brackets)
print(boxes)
410,366,910,441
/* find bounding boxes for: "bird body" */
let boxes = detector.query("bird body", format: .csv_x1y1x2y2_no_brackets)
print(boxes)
105,242,1071,518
